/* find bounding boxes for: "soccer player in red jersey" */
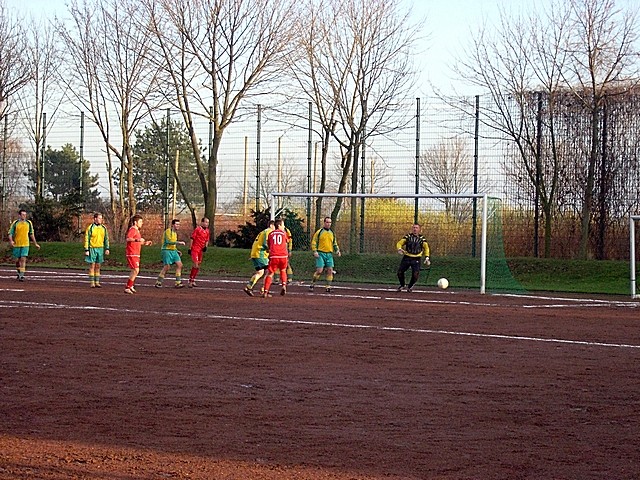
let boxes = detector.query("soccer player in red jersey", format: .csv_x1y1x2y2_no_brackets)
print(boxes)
124,215,152,294
188,217,210,287
261,219,290,298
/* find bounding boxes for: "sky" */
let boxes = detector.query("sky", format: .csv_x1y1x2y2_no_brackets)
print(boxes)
8,0,639,95
5,0,519,96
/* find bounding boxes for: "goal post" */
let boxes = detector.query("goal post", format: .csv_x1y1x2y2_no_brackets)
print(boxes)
270,192,522,295
630,215,640,299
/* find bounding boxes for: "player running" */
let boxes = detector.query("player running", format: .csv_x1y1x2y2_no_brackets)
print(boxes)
243,220,275,296
261,219,290,298
187,217,210,288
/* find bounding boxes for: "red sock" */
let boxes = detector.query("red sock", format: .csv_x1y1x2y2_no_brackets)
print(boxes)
190,267,198,281
263,275,273,292
127,280,134,288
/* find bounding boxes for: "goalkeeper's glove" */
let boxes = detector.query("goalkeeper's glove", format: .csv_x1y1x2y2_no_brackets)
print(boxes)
187,249,192,255
424,256,431,266
203,246,207,252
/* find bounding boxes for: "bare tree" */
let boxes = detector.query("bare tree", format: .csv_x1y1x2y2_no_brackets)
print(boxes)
562,0,639,259
454,2,577,257
0,2,31,120
251,161,304,212
420,137,479,222
58,0,161,232
16,17,63,200
366,155,392,194
291,0,420,246
326,153,392,194
144,0,298,236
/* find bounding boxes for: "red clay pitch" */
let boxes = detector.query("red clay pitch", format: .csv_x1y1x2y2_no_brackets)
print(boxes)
1,269,639,479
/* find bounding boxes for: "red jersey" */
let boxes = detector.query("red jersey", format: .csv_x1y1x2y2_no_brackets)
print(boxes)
125,226,142,256
267,229,289,258
191,225,210,250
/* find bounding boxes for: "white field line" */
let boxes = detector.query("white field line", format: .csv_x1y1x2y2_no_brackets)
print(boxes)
1,269,638,309
0,298,639,350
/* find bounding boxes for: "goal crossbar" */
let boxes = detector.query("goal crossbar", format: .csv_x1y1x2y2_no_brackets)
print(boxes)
270,192,489,294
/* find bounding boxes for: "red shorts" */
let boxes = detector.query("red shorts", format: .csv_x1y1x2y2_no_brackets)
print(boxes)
127,255,140,269
267,257,288,274
191,248,204,264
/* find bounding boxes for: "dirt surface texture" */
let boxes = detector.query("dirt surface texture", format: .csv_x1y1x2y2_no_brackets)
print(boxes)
1,268,640,479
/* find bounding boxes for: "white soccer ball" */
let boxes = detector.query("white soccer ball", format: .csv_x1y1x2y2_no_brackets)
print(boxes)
437,278,449,290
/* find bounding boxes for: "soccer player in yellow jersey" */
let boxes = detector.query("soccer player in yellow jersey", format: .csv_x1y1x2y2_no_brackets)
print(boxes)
84,212,110,287
7,209,40,281
309,216,341,293
244,220,275,296
155,219,187,288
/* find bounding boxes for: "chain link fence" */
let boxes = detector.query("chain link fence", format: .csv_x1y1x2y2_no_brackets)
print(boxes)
2,93,639,260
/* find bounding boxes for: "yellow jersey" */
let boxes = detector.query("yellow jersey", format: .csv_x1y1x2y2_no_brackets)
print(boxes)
8,220,34,247
84,223,110,250
161,228,179,250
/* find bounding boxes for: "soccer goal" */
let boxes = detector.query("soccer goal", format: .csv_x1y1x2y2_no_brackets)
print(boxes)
270,192,524,294
630,215,640,299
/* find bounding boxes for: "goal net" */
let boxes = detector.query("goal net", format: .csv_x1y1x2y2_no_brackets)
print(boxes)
630,215,640,299
271,192,524,294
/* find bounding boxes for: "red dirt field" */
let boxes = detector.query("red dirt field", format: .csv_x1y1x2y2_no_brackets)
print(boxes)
1,267,640,480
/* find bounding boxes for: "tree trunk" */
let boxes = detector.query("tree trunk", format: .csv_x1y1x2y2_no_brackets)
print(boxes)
205,131,221,239
578,104,599,259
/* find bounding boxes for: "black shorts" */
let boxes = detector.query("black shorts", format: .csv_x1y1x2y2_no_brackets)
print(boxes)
398,256,421,274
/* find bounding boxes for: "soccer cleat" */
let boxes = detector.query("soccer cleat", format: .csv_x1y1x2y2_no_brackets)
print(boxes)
280,285,287,296
18,276,24,282
124,288,133,294
243,286,254,297
325,286,332,293
130,286,136,293
155,282,162,288
94,283,102,288
175,283,185,289
188,281,196,288
407,287,413,293
396,285,404,292
308,284,315,291
262,290,270,298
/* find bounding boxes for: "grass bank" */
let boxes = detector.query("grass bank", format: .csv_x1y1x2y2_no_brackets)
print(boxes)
0,242,633,296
